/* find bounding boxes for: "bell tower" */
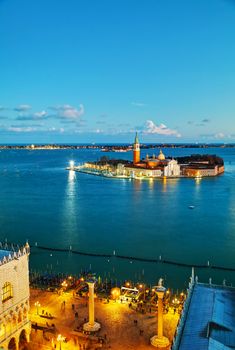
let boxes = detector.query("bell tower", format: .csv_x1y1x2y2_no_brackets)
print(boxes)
133,132,140,164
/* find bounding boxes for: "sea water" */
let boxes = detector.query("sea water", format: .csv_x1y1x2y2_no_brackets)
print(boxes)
0,147,234,289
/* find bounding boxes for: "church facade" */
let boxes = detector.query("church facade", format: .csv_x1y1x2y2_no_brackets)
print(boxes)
123,133,181,178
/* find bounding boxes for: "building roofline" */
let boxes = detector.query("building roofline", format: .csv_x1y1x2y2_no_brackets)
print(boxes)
0,242,30,266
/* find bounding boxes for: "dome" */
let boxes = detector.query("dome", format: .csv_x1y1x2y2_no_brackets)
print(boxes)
158,149,165,160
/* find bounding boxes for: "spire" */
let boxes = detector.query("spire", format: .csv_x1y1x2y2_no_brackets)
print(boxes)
25,240,30,254
134,132,139,144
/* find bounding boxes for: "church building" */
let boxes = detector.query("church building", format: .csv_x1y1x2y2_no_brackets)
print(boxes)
123,133,181,178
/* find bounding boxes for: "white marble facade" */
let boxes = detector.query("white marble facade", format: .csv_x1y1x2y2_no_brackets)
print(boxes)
0,243,31,350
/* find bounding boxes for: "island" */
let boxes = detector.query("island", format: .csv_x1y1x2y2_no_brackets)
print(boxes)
68,133,224,179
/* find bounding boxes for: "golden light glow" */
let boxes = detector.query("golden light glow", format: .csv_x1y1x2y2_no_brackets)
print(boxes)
111,288,121,299
61,281,68,288
57,334,65,342
34,301,41,315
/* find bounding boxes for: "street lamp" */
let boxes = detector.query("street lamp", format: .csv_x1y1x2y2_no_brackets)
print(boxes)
57,334,65,350
111,287,120,300
139,283,146,301
34,301,40,315
61,280,68,291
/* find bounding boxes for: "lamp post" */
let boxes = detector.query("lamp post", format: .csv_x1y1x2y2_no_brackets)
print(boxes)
150,278,170,349
57,334,65,350
34,301,40,315
139,283,146,301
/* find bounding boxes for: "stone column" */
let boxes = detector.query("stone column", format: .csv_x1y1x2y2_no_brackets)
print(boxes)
88,282,95,326
25,329,30,343
83,278,101,332
150,282,170,349
157,289,164,338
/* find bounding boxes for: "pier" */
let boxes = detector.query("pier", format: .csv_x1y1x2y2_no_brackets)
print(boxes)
34,245,235,273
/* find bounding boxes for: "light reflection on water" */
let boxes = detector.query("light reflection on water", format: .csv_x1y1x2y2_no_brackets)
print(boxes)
62,170,79,247
0,148,235,288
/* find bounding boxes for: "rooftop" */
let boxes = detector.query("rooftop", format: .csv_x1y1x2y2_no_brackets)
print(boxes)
0,249,12,260
0,242,30,265
177,283,235,350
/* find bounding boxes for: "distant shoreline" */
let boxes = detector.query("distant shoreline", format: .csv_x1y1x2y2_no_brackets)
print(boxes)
0,143,234,150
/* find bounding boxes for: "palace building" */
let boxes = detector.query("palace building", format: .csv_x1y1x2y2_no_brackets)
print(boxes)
0,242,31,350
172,278,235,350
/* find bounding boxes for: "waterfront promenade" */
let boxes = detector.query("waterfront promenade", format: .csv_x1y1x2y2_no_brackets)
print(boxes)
29,288,179,349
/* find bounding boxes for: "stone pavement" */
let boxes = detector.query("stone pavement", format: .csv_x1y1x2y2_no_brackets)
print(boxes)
29,288,179,350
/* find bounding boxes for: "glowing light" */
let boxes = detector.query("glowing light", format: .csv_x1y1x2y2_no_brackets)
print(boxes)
111,288,120,299
61,280,68,288
57,334,65,349
69,160,75,169
34,301,40,315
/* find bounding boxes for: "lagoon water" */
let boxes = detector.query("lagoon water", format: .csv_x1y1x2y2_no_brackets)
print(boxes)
0,147,235,289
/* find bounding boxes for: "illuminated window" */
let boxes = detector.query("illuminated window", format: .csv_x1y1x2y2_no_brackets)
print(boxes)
2,282,13,302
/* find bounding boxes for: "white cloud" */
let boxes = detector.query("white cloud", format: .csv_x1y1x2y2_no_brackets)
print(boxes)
16,110,48,121
14,104,32,112
48,127,64,133
143,120,181,137
8,125,65,133
131,102,145,107
34,110,47,118
49,104,85,120
8,126,36,133
214,132,225,139
200,132,232,140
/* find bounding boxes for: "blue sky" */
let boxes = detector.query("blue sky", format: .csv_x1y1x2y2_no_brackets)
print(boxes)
0,0,235,143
